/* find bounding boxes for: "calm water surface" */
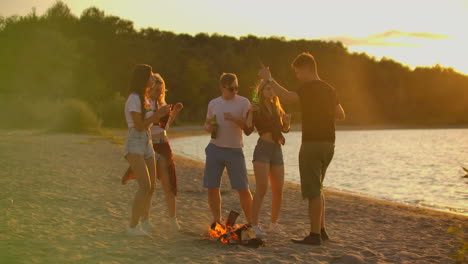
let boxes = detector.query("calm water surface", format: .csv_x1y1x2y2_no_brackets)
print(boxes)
171,129,468,215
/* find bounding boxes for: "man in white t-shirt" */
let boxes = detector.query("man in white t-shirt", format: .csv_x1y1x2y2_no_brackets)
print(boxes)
204,73,253,227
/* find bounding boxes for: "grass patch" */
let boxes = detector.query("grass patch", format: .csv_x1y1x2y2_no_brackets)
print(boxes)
52,99,101,133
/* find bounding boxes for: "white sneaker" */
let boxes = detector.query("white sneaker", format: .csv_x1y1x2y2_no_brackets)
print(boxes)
268,223,286,235
127,225,151,236
140,219,154,233
169,217,181,231
252,225,267,238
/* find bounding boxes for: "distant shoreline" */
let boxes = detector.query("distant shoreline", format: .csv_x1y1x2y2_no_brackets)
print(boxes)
335,124,468,131
168,124,468,133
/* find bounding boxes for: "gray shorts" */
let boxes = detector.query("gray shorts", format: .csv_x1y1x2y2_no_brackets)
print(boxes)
299,142,335,199
123,128,155,160
253,138,284,166
203,143,249,190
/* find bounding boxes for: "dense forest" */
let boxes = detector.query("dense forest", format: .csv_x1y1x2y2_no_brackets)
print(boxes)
1,2,467,132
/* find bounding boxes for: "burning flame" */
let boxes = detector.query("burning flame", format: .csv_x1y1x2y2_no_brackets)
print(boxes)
207,223,240,244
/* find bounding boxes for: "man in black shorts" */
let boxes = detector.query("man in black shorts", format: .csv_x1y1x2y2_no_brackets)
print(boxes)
258,52,345,245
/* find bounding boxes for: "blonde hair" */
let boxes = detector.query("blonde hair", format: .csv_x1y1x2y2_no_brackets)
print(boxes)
153,73,167,106
256,80,285,126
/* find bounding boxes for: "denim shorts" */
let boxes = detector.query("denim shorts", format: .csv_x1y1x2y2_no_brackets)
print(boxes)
123,128,155,159
253,138,284,166
203,143,248,190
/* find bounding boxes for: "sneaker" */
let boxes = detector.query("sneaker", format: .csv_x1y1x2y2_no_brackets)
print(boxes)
268,223,286,235
291,233,322,245
140,219,154,233
169,217,181,231
321,228,330,241
252,225,268,238
127,225,151,236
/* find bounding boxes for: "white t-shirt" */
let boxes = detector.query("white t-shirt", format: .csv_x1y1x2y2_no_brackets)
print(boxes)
206,95,251,148
125,93,151,128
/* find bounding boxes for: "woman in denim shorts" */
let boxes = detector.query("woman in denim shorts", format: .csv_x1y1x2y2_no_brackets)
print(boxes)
123,64,171,236
122,73,183,231
245,80,291,237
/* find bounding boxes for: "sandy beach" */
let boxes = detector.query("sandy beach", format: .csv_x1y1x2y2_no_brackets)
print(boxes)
0,129,466,264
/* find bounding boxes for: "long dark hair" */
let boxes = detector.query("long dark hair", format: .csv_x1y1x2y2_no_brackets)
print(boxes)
129,64,152,117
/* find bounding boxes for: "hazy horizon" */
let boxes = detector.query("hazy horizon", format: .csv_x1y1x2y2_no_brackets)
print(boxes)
1,0,467,75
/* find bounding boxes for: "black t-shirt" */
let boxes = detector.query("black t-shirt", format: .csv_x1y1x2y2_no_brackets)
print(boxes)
297,80,339,143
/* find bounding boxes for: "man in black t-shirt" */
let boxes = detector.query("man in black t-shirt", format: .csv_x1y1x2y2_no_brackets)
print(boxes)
258,52,345,245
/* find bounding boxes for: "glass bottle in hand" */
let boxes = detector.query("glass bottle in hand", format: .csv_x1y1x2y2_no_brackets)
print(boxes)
211,114,218,139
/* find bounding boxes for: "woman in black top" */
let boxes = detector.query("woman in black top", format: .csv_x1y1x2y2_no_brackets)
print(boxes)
245,80,291,237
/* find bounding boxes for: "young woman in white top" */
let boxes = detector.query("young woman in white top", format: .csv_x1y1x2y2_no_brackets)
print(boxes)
123,73,183,230
123,64,171,236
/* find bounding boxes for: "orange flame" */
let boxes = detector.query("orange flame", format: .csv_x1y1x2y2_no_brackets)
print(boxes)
207,223,241,244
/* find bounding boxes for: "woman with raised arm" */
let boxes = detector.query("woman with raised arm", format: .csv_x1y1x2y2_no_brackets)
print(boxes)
245,80,291,238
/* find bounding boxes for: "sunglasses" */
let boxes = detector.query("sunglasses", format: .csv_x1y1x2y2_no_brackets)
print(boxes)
226,86,239,92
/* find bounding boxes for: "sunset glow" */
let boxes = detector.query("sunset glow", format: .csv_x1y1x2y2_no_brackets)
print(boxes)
1,0,468,74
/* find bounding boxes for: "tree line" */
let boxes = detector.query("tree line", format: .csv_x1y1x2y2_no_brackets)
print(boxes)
1,1,467,130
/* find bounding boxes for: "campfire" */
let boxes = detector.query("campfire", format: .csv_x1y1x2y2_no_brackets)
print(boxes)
206,211,265,248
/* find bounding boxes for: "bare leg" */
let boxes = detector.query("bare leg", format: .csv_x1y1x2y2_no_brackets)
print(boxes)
141,156,157,220
320,193,326,229
251,161,270,226
308,195,322,234
269,165,284,224
158,156,176,217
238,189,253,223
208,188,222,223
127,153,151,227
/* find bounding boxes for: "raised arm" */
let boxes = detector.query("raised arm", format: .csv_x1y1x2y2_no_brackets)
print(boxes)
281,113,292,133
258,67,299,104
166,102,184,127
170,103,184,118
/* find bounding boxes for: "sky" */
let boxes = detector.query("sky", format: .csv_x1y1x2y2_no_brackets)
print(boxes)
2,0,468,74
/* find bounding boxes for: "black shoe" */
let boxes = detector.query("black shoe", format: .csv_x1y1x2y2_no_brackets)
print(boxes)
321,228,330,241
291,233,322,245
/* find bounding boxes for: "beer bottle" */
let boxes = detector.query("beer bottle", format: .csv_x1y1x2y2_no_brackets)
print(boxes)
252,89,259,104
211,114,219,139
